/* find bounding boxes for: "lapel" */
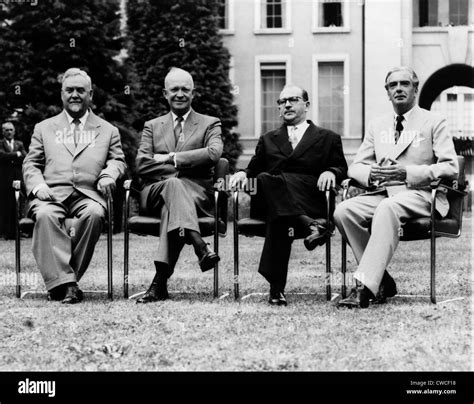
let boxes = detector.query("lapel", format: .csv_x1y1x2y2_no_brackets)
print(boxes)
177,109,198,151
52,111,76,156
160,112,175,152
74,112,101,157
386,106,421,161
271,125,293,157
1,138,10,151
290,121,322,160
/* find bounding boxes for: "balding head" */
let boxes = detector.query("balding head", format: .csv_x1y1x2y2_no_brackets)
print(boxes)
2,122,15,140
163,67,195,115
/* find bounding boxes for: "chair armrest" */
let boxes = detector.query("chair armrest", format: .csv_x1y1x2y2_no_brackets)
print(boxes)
431,178,467,196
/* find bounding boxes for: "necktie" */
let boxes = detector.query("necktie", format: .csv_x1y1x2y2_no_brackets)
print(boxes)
289,126,298,149
72,118,81,147
395,115,404,144
174,116,184,145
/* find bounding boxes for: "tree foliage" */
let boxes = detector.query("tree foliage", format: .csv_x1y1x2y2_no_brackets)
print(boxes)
0,0,138,171
126,0,242,170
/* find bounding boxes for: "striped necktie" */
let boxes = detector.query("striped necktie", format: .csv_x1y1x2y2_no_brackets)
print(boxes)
395,115,404,144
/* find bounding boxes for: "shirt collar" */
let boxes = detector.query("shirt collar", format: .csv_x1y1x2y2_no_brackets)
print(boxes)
393,105,415,122
64,109,89,127
287,120,309,132
171,109,191,123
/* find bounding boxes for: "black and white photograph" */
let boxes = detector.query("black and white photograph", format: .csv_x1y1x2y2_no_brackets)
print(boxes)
0,0,472,402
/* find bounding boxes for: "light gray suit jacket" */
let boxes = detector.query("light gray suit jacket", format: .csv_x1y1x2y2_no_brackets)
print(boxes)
23,111,127,210
349,105,458,217
136,109,223,212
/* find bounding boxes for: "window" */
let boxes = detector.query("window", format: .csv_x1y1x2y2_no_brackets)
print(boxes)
313,0,350,32
431,87,474,137
415,0,469,27
217,0,234,33
449,0,468,26
260,63,287,134
254,0,291,33
318,62,344,135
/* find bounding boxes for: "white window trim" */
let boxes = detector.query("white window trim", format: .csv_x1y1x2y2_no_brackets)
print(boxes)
312,54,350,137
312,0,350,33
254,0,292,34
255,55,292,138
218,0,235,35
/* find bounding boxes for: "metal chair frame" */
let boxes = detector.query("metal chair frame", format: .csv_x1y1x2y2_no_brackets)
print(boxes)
340,156,467,304
123,158,229,299
13,180,113,299
232,188,336,301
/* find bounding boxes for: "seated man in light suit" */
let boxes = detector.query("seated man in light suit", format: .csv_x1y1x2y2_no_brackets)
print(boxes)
334,66,458,308
135,67,223,303
23,68,127,304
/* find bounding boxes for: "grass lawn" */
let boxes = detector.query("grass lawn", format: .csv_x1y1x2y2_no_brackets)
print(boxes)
0,213,471,371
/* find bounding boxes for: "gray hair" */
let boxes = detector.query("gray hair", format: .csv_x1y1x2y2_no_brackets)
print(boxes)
384,66,419,90
60,68,92,89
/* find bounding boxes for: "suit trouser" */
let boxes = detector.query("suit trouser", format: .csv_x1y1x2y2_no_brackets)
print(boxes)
30,191,105,291
256,172,322,290
333,190,431,295
146,178,204,275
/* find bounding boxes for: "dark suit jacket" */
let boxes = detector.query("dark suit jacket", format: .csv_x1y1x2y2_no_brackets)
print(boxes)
246,120,347,218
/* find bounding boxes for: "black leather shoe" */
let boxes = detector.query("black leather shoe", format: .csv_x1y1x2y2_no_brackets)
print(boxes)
48,284,67,301
136,278,169,303
337,285,374,309
374,270,397,304
197,244,220,272
268,286,287,306
303,222,327,251
61,284,83,304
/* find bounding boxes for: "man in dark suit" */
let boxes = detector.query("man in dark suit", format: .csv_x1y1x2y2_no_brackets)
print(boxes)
23,68,126,304
135,67,223,303
0,122,27,239
230,85,347,306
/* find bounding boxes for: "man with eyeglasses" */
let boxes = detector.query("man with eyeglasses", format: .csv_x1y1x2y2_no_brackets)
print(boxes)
135,67,223,303
230,84,347,306
334,66,458,308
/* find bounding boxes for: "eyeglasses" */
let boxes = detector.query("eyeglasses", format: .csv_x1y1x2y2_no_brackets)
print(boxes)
277,96,304,106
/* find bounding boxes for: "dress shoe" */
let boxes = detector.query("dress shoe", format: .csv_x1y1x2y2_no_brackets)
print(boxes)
303,221,327,251
374,270,397,304
196,243,220,272
61,284,84,304
337,285,374,309
48,284,67,301
136,278,169,303
268,286,287,306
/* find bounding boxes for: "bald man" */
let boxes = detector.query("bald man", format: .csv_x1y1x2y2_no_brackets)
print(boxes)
136,67,223,303
230,85,347,306
0,122,27,239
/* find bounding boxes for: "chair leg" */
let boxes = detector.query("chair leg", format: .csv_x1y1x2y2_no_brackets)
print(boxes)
124,226,129,299
213,226,219,298
341,239,347,299
430,229,436,304
15,222,21,298
107,199,113,300
325,236,331,301
233,222,239,300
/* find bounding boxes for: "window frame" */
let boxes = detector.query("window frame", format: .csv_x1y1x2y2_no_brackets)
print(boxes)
254,0,293,35
312,0,351,33
218,0,235,35
254,55,292,138
312,54,350,137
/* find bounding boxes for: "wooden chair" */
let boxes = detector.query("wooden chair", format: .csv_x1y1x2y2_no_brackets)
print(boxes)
13,180,113,299
232,188,337,301
340,156,467,303
123,158,229,298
